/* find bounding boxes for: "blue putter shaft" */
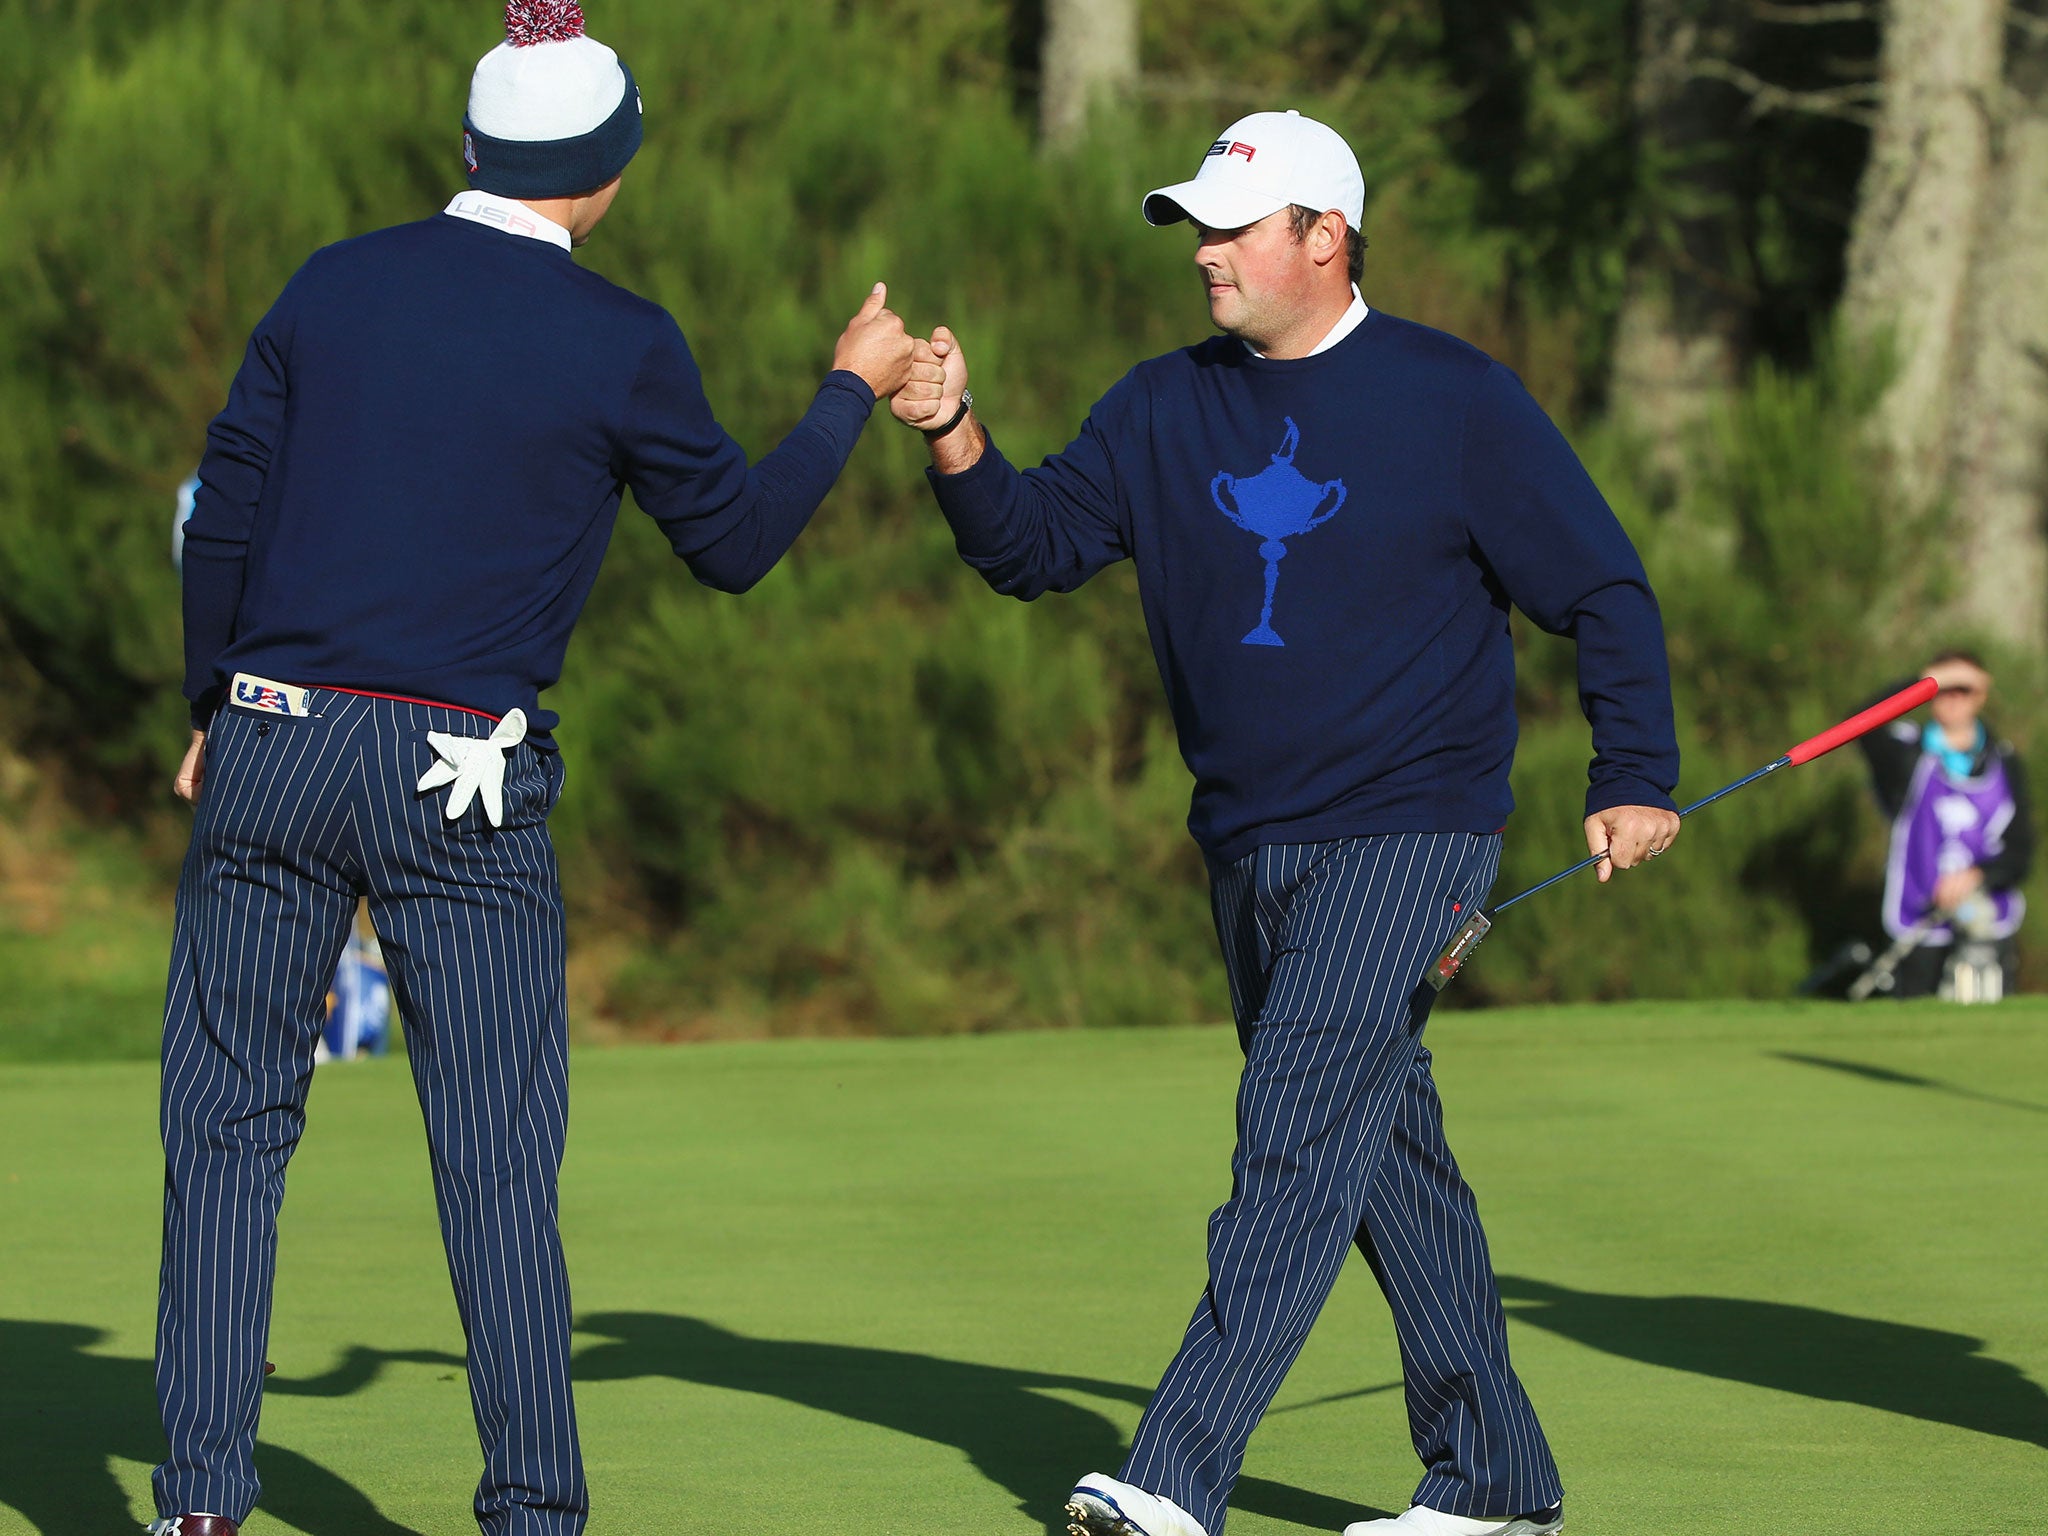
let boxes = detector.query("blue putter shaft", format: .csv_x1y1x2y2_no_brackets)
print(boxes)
1424,678,1939,991
1491,756,1790,915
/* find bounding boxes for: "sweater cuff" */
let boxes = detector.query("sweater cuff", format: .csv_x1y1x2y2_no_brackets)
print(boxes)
818,369,877,413
1586,775,1679,819
925,430,1011,494
190,686,223,731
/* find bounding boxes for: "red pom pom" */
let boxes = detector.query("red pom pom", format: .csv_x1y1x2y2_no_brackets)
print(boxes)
505,0,586,46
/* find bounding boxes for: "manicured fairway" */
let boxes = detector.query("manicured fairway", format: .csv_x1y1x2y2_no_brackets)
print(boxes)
2,1000,2044,1536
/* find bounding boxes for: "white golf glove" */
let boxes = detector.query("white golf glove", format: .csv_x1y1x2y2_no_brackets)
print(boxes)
416,708,528,827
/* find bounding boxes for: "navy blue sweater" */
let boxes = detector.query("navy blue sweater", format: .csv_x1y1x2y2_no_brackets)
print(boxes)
930,310,1679,860
184,213,875,732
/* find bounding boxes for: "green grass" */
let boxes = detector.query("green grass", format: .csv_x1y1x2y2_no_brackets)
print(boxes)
0,836,172,1063
2,1001,2044,1535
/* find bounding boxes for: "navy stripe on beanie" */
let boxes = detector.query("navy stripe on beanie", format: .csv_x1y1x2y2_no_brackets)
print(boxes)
464,63,642,199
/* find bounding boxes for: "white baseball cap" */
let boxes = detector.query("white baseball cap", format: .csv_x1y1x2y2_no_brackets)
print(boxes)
1142,110,1365,232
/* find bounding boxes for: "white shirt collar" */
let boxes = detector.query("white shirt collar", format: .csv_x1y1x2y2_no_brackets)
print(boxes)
443,191,573,253
1246,286,1370,359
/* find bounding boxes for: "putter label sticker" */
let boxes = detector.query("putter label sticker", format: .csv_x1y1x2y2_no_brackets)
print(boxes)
230,673,311,718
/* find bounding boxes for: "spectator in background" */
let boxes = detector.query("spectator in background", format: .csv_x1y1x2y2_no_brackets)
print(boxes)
1857,650,2031,997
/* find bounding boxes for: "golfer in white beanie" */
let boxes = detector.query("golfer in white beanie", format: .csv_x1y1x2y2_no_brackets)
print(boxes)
151,6,929,1535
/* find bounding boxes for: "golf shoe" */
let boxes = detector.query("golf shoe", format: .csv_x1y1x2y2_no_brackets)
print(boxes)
1065,1473,1209,1536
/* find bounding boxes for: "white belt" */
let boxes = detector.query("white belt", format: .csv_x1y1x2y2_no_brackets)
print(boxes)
416,708,528,827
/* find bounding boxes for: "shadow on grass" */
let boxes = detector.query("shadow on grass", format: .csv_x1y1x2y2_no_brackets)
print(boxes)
0,1320,431,1535
1770,1051,2048,1115
572,1312,1392,1532
1498,1277,2048,1450
0,1312,1391,1534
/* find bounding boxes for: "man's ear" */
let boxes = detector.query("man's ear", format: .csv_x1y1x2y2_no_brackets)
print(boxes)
1311,212,1347,269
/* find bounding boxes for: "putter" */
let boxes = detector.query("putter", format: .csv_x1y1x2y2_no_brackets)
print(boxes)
1426,677,1940,990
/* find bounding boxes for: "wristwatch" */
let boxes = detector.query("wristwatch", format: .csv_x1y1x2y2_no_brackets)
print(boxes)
923,389,974,440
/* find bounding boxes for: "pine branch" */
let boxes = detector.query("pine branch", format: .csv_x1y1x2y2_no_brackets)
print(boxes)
1690,57,1882,125
1750,2,1873,22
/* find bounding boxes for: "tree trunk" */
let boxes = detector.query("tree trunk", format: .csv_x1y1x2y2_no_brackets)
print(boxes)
1841,0,2004,512
1846,0,2048,652
1039,0,1138,151
1945,5,2048,650
1610,0,1753,488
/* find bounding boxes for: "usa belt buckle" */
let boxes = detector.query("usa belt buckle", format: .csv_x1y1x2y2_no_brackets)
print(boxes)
229,672,310,717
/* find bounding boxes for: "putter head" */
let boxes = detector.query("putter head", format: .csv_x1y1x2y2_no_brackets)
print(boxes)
1426,909,1492,991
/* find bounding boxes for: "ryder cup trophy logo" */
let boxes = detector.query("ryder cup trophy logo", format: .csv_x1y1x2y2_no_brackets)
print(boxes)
1211,417,1347,646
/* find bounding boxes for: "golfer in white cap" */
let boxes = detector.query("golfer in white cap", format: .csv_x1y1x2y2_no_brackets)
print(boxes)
894,110,1681,1536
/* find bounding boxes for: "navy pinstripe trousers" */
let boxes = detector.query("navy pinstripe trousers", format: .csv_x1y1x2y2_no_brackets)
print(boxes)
1121,832,1562,1533
154,689,584,1535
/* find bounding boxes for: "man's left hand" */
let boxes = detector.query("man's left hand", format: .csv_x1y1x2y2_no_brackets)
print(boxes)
891,326,968,432
1584,804,1681,882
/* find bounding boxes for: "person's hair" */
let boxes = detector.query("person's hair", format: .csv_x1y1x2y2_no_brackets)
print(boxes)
1288,204,1367,287
1928,647,1989,672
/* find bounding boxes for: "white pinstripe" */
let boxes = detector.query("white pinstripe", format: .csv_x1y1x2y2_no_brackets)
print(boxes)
155,690,583,1534
1120,833,1561,1534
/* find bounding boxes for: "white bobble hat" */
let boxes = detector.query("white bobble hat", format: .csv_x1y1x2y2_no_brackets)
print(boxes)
463,2,643,199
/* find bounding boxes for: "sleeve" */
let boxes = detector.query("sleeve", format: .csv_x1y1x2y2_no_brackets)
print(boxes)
183,284,296,728
1852,677,1925,819
1980,742,2033,890
616,316,875,594
1459,362,1679,817
923,374,1137,600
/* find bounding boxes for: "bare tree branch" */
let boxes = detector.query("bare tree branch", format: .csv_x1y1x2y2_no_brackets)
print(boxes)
1691,57,1882,124
1750,1,1873,23
1132,75,1281,106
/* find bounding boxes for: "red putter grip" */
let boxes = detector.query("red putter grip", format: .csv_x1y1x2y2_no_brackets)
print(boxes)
1784,677,1938,766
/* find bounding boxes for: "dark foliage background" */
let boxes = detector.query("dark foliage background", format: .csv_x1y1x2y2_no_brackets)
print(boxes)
1,0,2036,1038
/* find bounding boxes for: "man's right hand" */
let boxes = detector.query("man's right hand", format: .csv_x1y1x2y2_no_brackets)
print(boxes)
832,283,920,399
174,729,206,805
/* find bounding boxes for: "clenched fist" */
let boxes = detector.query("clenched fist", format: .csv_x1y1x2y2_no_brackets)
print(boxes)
891,325,968,432
890,326,982,472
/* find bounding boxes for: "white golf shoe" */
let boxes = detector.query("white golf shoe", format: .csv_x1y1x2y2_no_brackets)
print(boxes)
1342,1503,1564,1536
1065,1473,1210,1536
